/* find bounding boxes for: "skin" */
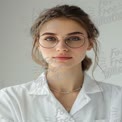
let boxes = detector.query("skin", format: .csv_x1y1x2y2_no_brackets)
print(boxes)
38,17,93,112
38,17,93,92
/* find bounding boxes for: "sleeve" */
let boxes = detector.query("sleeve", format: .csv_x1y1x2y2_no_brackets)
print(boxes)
0,89,14,122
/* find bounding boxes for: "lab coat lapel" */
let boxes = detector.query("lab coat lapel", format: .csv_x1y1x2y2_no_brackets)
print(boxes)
70,72,103,115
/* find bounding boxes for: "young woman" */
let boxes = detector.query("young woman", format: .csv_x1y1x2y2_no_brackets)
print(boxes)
0,5,122,122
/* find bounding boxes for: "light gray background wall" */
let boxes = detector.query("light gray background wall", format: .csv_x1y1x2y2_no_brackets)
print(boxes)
0,0,122,89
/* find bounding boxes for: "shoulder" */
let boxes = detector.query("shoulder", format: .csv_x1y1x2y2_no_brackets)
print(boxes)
95,80,122,102
0,71,47,99
0,80,34,92
97,81,122,93
0,81,34,121
84,73,122,95
0,81,34,102
0,71,47,97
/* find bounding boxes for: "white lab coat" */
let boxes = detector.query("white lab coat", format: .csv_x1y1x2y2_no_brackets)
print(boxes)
0,71,122,122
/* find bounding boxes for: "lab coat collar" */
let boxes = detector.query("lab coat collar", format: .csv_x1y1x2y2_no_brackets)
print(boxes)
82,72,103,94
28,71,103,95
28,71,50,95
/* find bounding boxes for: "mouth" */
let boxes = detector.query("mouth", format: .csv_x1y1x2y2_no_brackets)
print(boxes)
52,57,72,60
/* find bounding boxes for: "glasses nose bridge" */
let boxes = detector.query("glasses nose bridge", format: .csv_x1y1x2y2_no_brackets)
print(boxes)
56,36,67,46
55,36,69,50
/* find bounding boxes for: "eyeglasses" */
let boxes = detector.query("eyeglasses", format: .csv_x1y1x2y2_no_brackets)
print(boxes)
39,34,87,48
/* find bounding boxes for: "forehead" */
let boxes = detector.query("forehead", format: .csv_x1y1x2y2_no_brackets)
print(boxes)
39,17,87,36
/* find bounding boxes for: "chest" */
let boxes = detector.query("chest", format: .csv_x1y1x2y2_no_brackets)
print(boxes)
13,92,122,122
52,92,79,112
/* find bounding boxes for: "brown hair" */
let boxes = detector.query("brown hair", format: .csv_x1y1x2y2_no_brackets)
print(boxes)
30,5,100,74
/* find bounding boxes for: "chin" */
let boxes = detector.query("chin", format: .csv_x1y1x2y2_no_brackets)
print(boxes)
48,63,75,71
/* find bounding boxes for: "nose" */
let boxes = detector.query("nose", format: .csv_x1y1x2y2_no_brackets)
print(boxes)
56,41,68,52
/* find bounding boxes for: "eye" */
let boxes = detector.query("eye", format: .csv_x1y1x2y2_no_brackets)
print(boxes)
44,36,56,41
67,36,81,41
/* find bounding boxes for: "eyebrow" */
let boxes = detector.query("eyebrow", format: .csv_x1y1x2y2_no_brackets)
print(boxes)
40,31,84,36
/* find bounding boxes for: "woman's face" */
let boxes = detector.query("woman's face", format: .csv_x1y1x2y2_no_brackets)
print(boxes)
38,17,93,70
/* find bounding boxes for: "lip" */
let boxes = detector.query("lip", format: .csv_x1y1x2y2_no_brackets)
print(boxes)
53,56,72,60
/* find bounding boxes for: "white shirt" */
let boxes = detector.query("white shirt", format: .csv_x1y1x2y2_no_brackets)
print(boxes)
0,71,122,122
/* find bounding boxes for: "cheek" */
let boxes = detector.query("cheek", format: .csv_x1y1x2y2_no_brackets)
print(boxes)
38,47,49,57
74,47,87,60
38,47,53,63
75,46,87,54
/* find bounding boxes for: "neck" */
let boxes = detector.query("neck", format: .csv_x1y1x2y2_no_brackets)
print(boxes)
46,65,84,92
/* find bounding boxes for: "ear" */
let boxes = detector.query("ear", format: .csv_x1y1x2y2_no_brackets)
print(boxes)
87,39,93,51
